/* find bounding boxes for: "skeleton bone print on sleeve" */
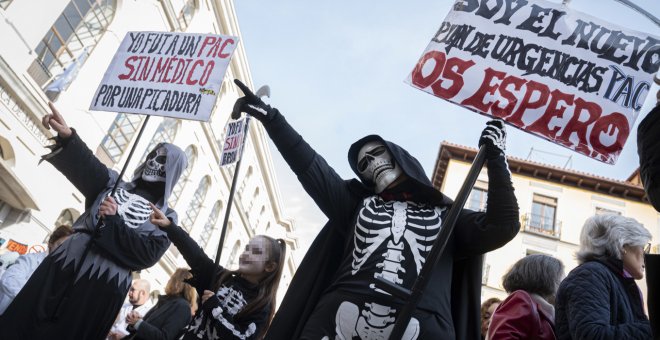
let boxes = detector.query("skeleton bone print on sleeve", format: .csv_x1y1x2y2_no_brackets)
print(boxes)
334,196,445,339
98,188,152,229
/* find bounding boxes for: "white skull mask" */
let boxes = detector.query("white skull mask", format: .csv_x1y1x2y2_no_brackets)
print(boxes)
142,146,167,182
357,141,402,194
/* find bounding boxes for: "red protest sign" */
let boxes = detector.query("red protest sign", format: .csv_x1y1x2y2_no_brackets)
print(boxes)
407,0,659,164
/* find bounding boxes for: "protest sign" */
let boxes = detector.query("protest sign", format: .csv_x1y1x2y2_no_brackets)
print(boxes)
90,31,238,122
220,117,247,166
407,0,659,164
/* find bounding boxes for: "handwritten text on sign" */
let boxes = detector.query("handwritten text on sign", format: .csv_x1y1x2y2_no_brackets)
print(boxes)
407,0,659,164
220,118,247,166
90,31,238,122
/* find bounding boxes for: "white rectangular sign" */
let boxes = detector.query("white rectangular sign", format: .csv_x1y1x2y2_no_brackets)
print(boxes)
407,0,659,164
90,31,238,122
220,118,247,166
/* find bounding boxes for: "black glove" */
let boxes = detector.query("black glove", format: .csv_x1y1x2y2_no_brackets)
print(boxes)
479,119,506,160
231,79,277,122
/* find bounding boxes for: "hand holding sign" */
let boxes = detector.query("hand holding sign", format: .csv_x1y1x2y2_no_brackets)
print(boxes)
479,120,507,160
231,79,278,122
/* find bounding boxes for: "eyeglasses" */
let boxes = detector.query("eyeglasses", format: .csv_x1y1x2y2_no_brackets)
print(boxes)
644,243,652,254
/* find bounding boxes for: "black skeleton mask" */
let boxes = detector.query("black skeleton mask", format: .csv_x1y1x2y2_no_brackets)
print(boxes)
142,146,167,182
357,141,403,194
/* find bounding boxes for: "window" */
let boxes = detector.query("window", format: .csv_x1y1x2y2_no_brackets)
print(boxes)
141,118,179,160
100,114,144,163
169,145,197,207
530,194,558,234
29,0,116,87
175,0,196,31
595,207,621,215
226,239,241,267
467,188,487,212
198,201,222,249
180,176,210,231
55,208,79,228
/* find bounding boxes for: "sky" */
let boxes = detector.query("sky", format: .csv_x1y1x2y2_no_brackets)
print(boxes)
233,0,660,264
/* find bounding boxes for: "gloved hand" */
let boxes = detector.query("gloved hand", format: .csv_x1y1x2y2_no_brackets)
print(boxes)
231,79,277,122
479,119,507,159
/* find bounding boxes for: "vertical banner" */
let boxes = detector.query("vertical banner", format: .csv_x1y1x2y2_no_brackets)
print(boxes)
90,31,239,122
220,117,247,166
407,0,659,164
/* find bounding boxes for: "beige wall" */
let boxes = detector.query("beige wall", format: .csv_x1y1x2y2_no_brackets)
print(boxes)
441,158,660,303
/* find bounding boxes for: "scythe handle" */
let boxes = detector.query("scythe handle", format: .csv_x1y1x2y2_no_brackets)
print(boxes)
385,144,487,339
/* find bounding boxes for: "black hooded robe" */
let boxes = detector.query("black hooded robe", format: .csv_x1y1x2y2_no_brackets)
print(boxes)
637,103,660,339
261,112,519,339
0,131,186,340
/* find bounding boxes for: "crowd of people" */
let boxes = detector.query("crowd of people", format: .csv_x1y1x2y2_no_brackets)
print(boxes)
0,77,656,339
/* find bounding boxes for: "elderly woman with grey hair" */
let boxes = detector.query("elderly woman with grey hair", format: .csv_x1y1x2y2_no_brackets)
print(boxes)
488,254,564,340
555,214,653,339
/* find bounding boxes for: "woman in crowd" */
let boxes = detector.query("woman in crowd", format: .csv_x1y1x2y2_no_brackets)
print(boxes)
555,214,653,338
124,268,198,340
480,297,501,340
488,254,564,340
150,203,286,340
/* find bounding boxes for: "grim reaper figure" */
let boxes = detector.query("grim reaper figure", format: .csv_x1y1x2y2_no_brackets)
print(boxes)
0,103,187,340
231,79,520,340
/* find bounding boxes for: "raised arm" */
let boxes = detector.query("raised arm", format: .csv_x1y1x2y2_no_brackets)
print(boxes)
454,120,520,257
42,102,110,208
151,203,220,293
231,79,358,225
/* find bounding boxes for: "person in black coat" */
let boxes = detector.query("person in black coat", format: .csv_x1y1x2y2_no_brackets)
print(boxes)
124,268,196,340
637,74,660,339
555,214,653,339
231,79,520,339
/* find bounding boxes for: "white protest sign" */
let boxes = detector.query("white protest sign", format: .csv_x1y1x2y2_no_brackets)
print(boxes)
220,117,247,166
90,31,239,122
407,0,659,164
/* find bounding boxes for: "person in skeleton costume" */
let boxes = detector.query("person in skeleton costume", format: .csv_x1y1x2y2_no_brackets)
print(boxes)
230,79,520,339
150,204,287,340
637,75,660,339
0,102,187,340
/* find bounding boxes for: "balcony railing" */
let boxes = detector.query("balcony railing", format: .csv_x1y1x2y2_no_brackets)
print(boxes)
522,213,562,239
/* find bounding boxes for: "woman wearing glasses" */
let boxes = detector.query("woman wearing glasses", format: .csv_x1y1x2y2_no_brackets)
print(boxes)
555,214,653,339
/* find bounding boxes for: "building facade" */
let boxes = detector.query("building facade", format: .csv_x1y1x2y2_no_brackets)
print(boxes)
432,142,660,303
0,0,297,300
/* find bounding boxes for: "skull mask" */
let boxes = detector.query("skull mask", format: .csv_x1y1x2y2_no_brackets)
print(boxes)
357,141,403,194
142,146,167,182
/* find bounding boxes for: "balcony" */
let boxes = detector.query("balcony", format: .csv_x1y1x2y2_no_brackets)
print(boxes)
521,213,562,239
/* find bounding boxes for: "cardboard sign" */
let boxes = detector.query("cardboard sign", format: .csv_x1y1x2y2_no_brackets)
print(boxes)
407,0,659,164
220,117,247,166
90,31,239,122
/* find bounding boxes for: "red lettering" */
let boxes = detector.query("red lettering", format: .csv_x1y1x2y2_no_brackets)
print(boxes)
507,80,550,128
218,38,235,58
461,67,506,112
198,36,217,57
557,97,602,155
527,89,574,137
411,51,446,88
431,57,474,99
118,56,138,80
589,112,629,155
491,75,525,118
198,61,214,86
186,60,204,85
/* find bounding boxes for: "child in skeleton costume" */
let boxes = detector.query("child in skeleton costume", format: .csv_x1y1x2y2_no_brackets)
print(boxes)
230,79,520,340
0,103,187,340
637,76,660,339
149,204,287,340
